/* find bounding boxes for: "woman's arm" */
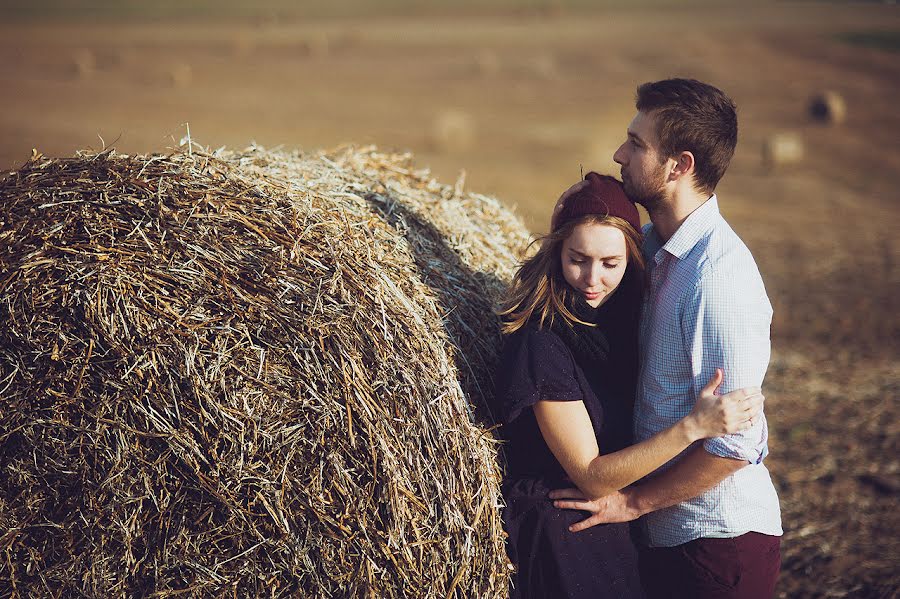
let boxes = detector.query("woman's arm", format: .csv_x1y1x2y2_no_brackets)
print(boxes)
534,369,761,499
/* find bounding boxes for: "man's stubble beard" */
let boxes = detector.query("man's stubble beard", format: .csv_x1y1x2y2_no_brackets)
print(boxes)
622,168,667,214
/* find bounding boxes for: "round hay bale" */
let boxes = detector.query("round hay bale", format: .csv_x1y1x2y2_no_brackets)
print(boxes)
231,31,256,58
0,145,529,597
168,62,193,88
70,48,96,79
472,49,502,78
530,53,558,79
431,110,476,153
808,90,847,125
111,45,139,70
537,0,565,18
299,33,331,58
762,131,805,169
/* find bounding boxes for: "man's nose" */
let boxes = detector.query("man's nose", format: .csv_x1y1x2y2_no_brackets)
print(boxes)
613,143,626,165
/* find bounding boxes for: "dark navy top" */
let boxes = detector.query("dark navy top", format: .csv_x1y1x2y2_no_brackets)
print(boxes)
495,320,643,599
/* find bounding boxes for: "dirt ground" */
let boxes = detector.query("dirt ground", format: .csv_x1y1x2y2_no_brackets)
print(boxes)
1,2,898,597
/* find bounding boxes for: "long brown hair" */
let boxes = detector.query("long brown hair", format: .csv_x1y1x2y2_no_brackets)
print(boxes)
499,214,645,335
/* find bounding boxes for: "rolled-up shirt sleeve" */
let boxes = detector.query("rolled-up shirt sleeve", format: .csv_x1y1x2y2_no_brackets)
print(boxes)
684,263,773,464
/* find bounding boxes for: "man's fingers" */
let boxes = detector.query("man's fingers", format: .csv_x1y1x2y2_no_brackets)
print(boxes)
555,181,586,208
548,488,586,500
551,180,589,228
564,179,589,198
569,514,604,533
552,499,595,511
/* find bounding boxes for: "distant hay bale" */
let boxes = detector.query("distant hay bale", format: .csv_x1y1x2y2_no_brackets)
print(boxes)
530,53,558,79
333,28,365,51
299,33,331,58
112,46,138,70
809,90,847,125
0,145,529,597
231,31,256,58
254,10,283,28
762,132,805,169
473,49,502,77
538,0,565,18
431,110,476,153
70,48,96,79
168,62,193,88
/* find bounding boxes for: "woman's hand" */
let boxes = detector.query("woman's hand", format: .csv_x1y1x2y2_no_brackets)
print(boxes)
684,368,764,441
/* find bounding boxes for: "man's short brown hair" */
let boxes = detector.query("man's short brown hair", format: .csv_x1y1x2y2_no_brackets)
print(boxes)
636,78,737,195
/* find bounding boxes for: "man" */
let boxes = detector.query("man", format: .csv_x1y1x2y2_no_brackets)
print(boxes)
550,78,783,598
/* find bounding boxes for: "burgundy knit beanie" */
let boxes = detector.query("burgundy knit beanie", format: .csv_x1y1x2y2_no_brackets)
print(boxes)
554,172,641,233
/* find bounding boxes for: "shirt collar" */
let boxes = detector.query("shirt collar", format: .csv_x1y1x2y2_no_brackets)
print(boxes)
659,195,719,260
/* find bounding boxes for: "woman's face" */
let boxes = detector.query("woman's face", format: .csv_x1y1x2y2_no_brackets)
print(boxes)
560,222,628,308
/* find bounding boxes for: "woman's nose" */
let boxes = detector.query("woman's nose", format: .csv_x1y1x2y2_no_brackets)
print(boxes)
584,264,602,286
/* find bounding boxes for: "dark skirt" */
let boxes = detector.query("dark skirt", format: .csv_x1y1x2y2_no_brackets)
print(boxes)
504,478,644,599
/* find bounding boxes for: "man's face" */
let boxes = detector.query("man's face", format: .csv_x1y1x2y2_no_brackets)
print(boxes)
613,110,669,211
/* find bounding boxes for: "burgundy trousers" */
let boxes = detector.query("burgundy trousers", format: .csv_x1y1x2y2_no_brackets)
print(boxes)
638,532,781,599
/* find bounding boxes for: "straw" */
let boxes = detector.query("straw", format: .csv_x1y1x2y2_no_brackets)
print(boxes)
0,143,532,597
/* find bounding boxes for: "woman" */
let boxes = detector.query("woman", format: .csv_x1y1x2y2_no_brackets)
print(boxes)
495,173,762,598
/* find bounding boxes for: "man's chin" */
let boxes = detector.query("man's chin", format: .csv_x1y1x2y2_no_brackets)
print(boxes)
627,188,664,212
621,181,638,202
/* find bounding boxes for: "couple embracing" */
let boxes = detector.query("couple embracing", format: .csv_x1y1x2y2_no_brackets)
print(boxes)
495,78,782,599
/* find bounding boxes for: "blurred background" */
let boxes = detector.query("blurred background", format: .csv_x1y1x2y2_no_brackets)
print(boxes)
1,0,898,596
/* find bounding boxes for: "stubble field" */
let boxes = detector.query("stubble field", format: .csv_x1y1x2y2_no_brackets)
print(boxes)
1,1,898,596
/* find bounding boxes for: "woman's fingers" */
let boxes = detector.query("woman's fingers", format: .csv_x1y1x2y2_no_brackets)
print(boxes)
692,380,766,435
723,386,761,400
715,390,766,433
733,392,765,430
740,392,765,416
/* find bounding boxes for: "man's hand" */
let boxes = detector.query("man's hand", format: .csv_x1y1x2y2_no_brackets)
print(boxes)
550,179,588,231
550,448,746,533
548,487,643,532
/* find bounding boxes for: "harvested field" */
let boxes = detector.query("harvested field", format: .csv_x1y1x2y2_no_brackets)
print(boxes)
0,1,898,597
0,145,532,597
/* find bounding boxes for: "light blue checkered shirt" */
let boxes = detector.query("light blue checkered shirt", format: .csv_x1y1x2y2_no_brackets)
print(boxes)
634,196,783,547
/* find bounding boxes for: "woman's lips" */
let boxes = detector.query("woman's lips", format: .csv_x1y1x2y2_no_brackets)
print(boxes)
583,290,603,300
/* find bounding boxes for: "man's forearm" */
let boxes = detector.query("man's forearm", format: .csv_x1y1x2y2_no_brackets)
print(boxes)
628,444,747,515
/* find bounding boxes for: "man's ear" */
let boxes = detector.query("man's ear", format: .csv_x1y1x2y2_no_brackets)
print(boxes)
668,151,695,182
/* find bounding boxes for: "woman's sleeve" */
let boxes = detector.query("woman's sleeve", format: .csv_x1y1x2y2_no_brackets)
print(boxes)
496,327,584,425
